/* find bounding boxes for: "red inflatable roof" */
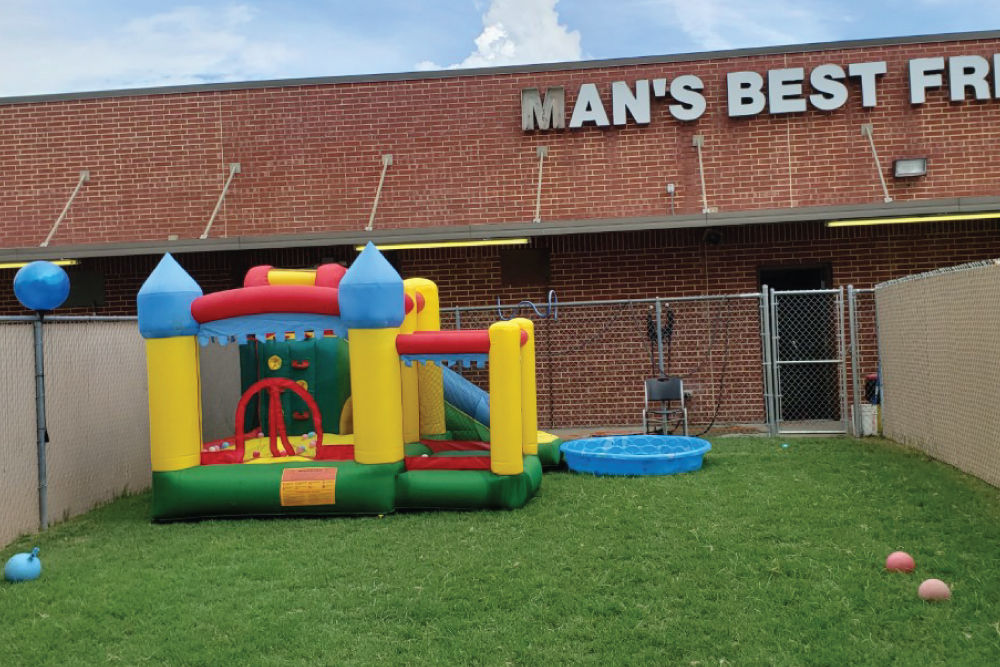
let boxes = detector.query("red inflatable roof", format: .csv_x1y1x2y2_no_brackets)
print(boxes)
191,285,414,323
191,286,340,323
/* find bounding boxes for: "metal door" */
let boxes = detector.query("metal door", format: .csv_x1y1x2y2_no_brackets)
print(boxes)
768,288,848,434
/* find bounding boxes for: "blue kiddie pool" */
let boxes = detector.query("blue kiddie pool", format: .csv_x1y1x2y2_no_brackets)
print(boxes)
560,435,711,476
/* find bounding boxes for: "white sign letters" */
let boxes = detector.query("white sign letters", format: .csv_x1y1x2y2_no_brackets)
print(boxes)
521,53,1000,131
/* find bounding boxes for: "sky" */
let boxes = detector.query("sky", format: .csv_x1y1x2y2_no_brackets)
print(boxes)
1,0,998,98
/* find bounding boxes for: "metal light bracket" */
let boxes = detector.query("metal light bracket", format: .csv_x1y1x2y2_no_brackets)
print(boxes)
200,163,242,239
365,154,394,232
40,170,90,248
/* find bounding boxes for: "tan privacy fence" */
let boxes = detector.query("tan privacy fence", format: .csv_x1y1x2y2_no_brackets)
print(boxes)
0,323,39,547
0,320,150,547
876,260,1000,487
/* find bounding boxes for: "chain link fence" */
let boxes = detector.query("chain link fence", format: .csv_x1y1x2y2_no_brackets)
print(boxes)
444,293,768,433
1,287,885,546
768,289,848,433
848,287,879,435
876,260,1000,487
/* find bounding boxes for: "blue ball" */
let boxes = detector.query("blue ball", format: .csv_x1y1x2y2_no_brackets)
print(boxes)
13,261,70,311
4,547,41,582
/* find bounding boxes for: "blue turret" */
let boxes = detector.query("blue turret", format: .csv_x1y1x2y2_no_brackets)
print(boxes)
339,242,405,329
137,254,203,339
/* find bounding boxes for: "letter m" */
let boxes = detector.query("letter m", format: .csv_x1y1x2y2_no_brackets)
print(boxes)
521,87,565,131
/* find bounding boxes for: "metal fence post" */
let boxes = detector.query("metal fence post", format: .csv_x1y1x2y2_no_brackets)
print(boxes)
874,287,885,436
33,313,48,531
759,286,776,435
847,285,862,437
836,287,849,434
654,297,665,376
769,288,782,436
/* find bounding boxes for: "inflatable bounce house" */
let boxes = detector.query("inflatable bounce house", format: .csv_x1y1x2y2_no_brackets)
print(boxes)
137,243,562,520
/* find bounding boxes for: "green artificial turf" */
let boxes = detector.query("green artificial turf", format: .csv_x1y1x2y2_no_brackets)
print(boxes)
2,437,1000,665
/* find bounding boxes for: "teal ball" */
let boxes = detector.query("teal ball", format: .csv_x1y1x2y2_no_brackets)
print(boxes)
4,547,41,582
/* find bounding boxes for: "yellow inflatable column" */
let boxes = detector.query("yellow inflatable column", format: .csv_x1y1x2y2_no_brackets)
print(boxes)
409,278,446,437
340,242,407,464
349,328,404,464
137,254,204,473
488,321,524,475
511,318,538,456
146,336,203,472
399,281,421,444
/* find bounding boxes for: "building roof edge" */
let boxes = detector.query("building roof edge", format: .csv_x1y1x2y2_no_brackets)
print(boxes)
5,196,999,262
3,30,1000,106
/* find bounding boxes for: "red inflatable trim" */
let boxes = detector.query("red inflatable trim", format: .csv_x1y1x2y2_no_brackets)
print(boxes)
244,264,346,289
243,265,273,287
314,444,355,461
404,455,492,471
200,438,243,465
315,264,347,288
395,329,528,355
191,285,341,322
421,439,490,453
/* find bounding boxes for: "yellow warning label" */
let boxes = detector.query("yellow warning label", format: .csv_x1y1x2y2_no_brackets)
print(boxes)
280,468,336,506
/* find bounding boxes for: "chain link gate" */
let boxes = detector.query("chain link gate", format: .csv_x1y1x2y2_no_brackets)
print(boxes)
766,288,849,434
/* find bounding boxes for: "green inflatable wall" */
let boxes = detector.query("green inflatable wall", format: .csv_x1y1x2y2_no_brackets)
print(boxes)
239,336,352,436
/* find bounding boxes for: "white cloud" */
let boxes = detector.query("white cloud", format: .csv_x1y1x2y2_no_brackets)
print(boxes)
640,0,841,51
418,0,582,70
0,3,297,96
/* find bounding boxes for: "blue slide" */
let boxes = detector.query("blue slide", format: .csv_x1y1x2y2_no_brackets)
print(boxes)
440,364,564,468
441,365,491,427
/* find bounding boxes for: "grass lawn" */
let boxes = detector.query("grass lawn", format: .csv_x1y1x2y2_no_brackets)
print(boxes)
2,436,1000,665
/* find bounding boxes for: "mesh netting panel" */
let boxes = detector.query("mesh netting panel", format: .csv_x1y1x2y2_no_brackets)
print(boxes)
200,342,241,442
0,323,39,546
876,261,1000,487
43,321,151,524
443,296,765,431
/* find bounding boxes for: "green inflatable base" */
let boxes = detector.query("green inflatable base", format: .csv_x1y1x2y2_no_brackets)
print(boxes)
536,438,563,468
396,455,542,511
152,455,543,521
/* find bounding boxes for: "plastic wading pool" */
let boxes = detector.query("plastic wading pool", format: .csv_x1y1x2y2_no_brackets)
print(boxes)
560,435,711,476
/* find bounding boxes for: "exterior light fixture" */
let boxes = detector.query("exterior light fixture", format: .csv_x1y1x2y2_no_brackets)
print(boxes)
893,158,927,178
826,211,1000,227
355,238,529,251
0,259,80,270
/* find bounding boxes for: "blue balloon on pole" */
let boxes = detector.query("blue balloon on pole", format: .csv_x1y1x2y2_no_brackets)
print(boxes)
4,547,42,582
13,261,70,312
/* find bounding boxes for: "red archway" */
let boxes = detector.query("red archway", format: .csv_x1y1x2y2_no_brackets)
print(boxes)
234,377,324,461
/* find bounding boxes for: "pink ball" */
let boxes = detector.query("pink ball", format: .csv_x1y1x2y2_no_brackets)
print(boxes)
885,551,916,572
918,578,951,601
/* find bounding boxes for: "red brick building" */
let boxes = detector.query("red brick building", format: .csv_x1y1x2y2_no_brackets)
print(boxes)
3,30,999,428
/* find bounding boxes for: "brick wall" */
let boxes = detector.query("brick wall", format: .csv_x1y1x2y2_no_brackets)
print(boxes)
4,35,1000,429
3,37,1000,246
